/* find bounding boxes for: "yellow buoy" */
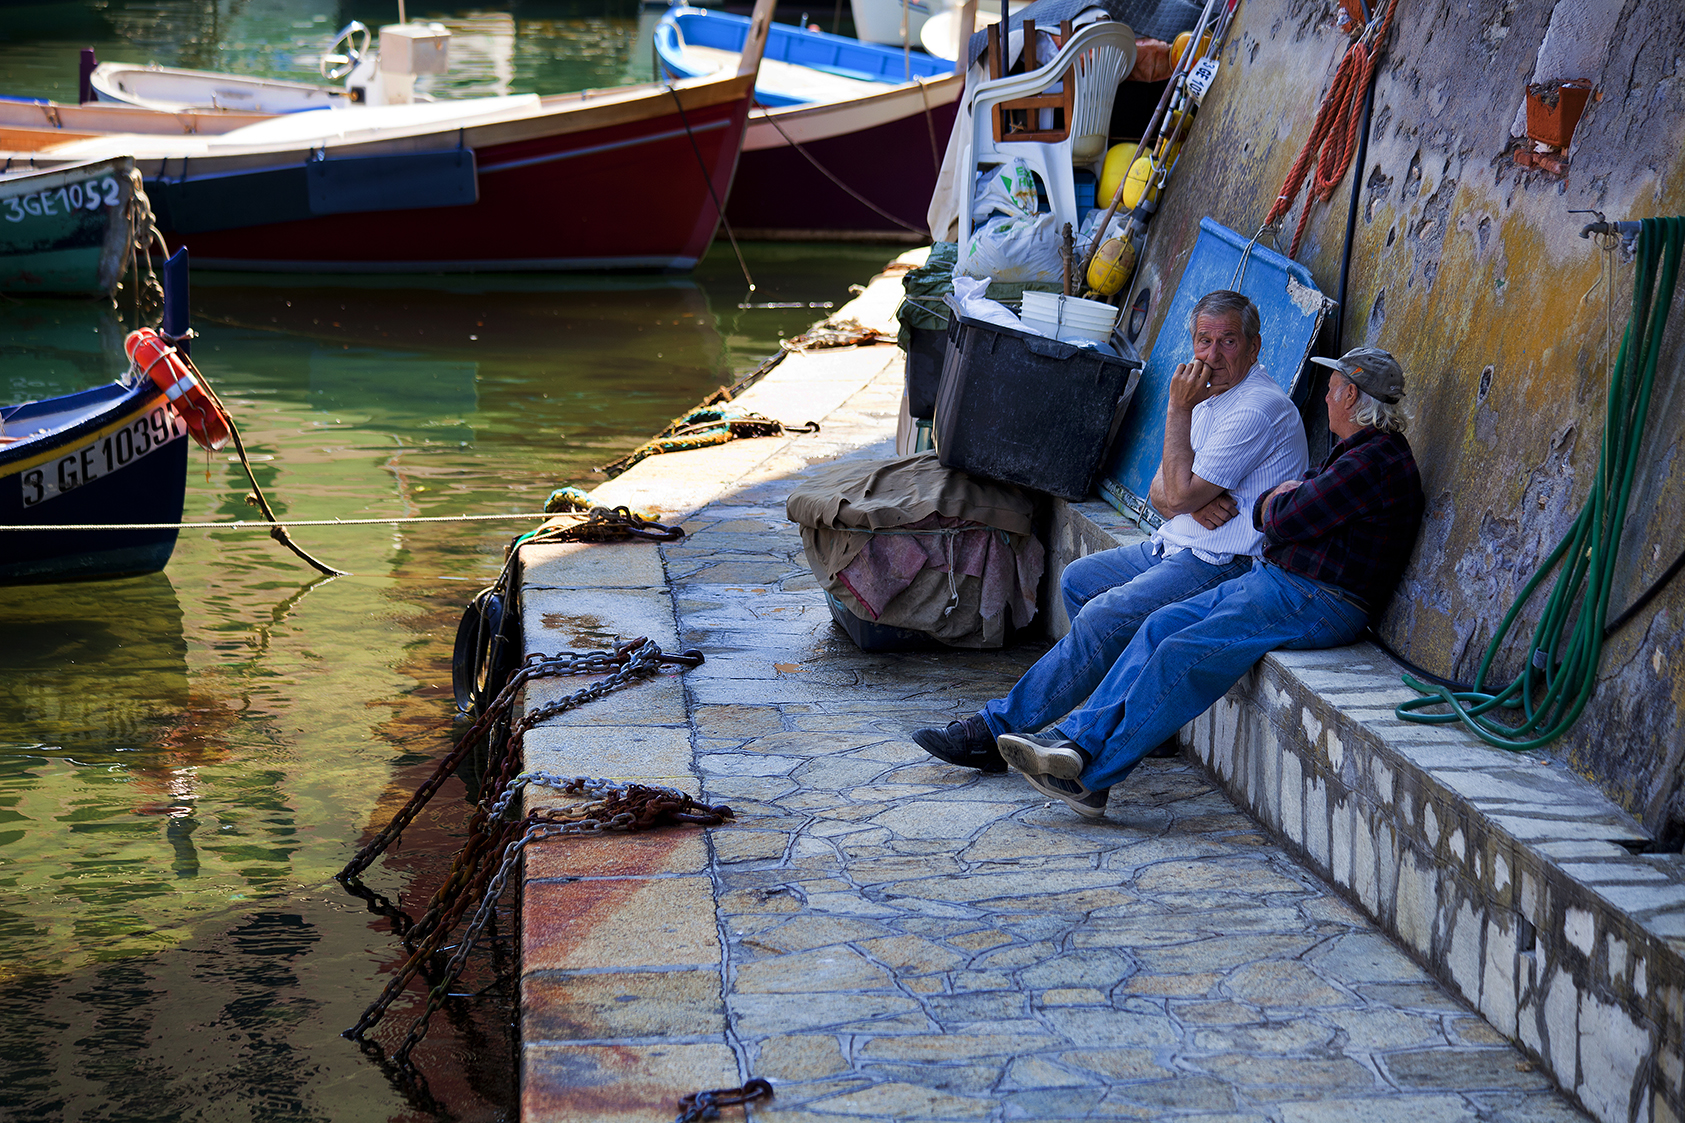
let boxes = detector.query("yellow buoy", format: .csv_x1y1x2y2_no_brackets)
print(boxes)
1085,237,1135,296
1121,155,1157,210
1097,142,1138,206
1170,29,1211,70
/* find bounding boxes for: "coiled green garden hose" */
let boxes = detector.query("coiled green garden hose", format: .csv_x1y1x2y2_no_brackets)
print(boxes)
1396,215,1683,750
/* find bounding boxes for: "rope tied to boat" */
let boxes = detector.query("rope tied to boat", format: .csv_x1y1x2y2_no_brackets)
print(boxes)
1263,0,1400,258
755,105,931,238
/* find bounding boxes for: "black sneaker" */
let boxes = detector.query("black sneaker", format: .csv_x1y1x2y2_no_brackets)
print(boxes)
1019,770,1110,819
911,715,1005,772
996,732,1086,780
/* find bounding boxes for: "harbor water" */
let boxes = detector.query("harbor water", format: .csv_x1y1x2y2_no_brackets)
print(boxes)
1,3,895,1118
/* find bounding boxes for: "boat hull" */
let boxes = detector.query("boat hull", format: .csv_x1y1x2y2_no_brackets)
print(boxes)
729,75,960,238
0,380,189,583
136,81,753,273
0,156,135,296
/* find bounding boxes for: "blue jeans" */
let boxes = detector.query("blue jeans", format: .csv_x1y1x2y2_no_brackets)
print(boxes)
979,541,1251,737
1057,560,1369,791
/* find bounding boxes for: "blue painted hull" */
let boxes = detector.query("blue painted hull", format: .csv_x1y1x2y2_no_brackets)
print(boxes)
0,379,190,583
655,6,951,107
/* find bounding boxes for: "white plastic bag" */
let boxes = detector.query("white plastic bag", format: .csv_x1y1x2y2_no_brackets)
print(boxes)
972,157,1041,222
951,275,1027,332
964,211,1064,284
1078,205,1127,248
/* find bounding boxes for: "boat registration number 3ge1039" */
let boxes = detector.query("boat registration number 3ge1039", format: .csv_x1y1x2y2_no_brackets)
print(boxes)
3,176,124,223
20,404,187,507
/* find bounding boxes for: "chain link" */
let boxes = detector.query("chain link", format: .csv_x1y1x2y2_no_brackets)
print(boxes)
381,779,736,1064
675,1078,775,1122
340,634,711,1055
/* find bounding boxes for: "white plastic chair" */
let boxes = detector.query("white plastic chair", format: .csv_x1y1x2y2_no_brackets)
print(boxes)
957,21,1136,277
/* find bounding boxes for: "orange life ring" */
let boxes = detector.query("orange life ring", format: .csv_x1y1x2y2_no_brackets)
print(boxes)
124,328,232,452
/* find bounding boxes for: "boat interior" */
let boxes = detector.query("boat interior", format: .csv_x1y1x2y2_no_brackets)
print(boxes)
0,380,134,451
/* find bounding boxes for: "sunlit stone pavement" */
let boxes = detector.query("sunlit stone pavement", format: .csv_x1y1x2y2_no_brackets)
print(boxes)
517,311,1595,1121
648,452,1591,1122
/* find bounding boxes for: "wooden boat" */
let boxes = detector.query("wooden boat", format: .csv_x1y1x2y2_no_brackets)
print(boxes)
2,0,776,274
0,155,142,296
89,62,351,115
0,96,272,151
0,375,191,583
86,19,438,114
657,5,961,238
657,6,951,105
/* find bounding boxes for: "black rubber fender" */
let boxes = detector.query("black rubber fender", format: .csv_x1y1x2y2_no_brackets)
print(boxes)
452,586,511,714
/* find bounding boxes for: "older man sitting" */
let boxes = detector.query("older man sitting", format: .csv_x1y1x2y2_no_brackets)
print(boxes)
913,290,1308,770
996,346,1426,817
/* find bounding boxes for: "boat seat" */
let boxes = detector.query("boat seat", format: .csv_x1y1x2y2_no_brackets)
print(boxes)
957,20,1136,278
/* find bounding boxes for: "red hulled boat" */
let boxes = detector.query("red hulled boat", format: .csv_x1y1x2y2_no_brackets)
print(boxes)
16,0,775,273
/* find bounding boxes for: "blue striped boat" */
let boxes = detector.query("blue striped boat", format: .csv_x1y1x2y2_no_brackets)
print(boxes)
0,375,190,583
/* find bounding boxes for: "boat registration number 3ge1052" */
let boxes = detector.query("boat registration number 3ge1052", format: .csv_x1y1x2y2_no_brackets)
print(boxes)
3,176,125,223
20,404,187,507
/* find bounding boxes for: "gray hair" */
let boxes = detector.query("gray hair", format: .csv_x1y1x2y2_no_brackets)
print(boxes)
1351,385,1410,433
1188,290,1262,343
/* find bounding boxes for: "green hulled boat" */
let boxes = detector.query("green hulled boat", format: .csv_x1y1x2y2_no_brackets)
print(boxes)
0,154,138,297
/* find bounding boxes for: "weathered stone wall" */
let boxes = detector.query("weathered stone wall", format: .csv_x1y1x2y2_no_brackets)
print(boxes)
1127,0,1685,835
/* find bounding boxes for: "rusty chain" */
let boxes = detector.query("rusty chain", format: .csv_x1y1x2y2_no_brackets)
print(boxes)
359,779,735,1063
341,631,717,1069
339,638,701,881
675,1078,775,1122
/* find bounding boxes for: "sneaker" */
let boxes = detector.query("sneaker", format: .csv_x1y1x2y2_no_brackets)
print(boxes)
996,732,1086,780
911,715,1005,772
1019,770,1110,819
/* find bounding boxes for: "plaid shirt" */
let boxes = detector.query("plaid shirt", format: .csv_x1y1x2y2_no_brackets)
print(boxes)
1250,427,1423,613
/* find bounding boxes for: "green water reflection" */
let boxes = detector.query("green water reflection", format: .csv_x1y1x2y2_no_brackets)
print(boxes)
1,3,899,1111
0,239,902,1120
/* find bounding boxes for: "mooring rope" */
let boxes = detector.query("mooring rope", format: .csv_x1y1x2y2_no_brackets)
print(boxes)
1,511,566,532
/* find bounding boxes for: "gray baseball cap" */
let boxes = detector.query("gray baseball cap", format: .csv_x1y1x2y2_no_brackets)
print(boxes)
1310,347,1405,403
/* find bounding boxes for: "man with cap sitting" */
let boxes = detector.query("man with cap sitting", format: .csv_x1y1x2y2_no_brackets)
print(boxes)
994,346,1425,818
912,290,1308,771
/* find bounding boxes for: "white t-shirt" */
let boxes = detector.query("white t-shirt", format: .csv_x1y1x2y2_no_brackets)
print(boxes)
1151,365,1309,561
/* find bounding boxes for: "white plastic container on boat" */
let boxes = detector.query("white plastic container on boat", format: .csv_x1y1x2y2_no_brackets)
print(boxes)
1020,291,1120,344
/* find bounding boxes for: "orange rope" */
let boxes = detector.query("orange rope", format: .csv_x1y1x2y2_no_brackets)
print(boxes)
1265,0,1400,257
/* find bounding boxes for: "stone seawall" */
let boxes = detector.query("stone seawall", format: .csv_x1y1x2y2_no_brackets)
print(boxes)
1120,0,1685,840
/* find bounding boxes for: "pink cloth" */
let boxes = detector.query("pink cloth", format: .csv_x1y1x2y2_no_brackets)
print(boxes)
835,513,1039,627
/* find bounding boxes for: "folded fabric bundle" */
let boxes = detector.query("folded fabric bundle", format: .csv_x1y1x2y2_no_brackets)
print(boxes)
787,453,1045,649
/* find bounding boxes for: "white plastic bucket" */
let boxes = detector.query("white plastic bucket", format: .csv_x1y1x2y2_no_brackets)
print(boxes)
1020,291,1119,344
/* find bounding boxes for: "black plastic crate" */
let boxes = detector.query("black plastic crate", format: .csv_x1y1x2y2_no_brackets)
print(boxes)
933,300,1143,501
905,326,947,420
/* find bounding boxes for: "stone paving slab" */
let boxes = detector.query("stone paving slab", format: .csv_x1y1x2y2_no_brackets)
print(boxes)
516,254,1594,1122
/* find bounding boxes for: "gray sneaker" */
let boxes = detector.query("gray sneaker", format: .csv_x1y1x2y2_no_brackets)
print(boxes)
996,732,1086,779
1019,770,1110,819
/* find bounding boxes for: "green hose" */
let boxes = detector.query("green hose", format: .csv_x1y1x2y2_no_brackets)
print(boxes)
1396,215,1684,750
